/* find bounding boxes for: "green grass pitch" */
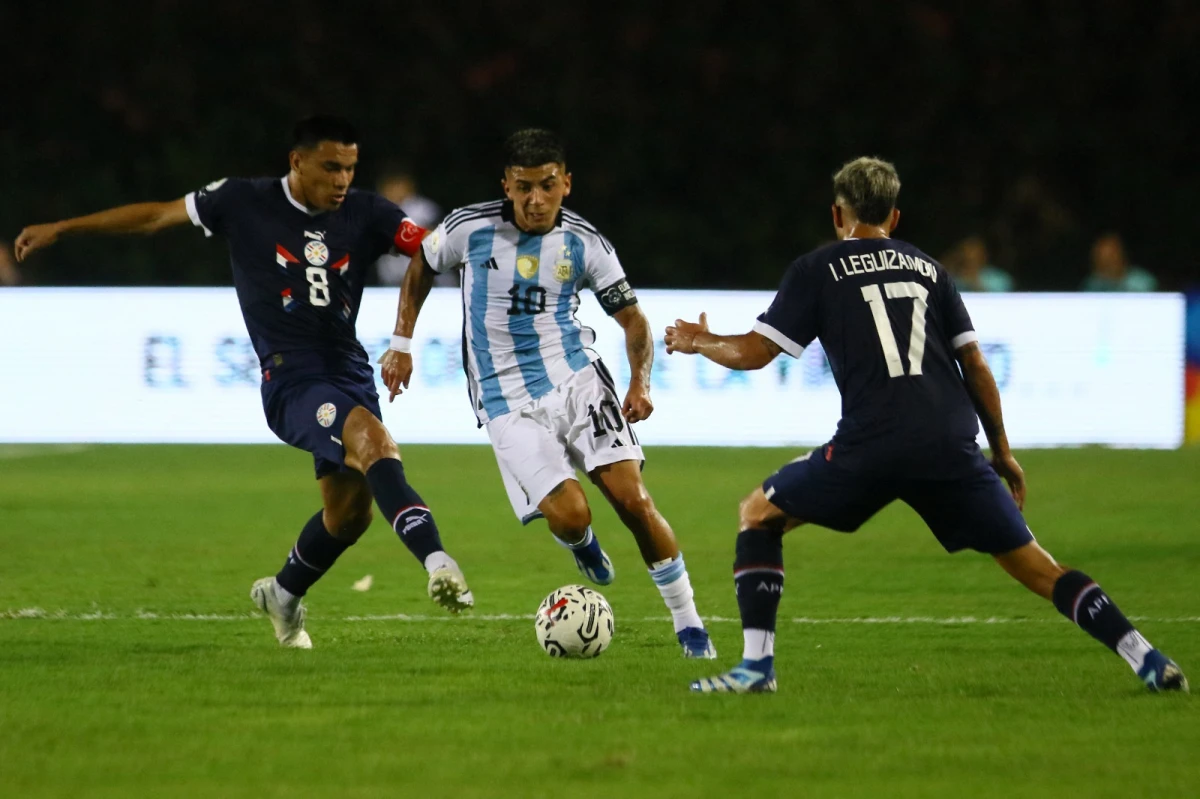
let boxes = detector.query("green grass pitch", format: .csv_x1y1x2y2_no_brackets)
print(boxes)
1,444,1197,798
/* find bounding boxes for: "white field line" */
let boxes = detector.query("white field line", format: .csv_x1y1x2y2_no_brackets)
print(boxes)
3,608,1200,624
0,444,91,460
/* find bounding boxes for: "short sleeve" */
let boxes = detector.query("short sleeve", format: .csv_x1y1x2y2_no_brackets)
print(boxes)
939,272,978,350
420,218,468,275
754,260,819,358
584,240,637,315
369,193,427,258
185,178,243,238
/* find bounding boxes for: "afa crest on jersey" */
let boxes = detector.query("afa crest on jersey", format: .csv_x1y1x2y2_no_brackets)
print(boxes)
554,246,576,282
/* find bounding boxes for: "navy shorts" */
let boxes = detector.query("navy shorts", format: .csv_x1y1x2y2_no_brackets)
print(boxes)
260,356,382,480
762,443,1033,555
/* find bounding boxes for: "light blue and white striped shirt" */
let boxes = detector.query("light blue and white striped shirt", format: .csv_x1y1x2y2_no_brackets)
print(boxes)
422,200,629,424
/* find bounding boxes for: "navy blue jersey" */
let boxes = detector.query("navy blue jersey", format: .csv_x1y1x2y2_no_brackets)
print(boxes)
185,177,424,367
756,238,980,460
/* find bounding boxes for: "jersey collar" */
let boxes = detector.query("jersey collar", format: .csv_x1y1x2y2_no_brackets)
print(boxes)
500,200,562,231
281,176,322,217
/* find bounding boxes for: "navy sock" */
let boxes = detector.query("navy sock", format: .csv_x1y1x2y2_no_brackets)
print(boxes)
275,511,353,597
365,458,445,566
734,528,785,634
1051,569,1135,652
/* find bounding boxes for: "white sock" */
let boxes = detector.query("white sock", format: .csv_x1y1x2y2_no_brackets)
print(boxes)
555,526,594,551
743,629,775,660
273,579,300,610
1116,630,1154,673
648,554,704,633
423,551,457,575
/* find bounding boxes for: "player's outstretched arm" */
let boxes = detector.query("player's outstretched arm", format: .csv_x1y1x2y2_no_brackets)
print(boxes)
380,246,436,402
612,304,655,423
664,313,781,370
957,341,1027,509
14,199,191,263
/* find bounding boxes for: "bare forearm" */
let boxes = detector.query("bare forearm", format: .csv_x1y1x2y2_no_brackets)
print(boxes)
59,202,185,236
625,315,653,387
960,348,1011,454
394,253,435,336
693,332,774,370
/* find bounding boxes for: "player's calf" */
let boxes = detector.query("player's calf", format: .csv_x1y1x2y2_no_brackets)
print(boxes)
997,542,1187,692
342,409,472,612
592,461,714,656
540,481,613,586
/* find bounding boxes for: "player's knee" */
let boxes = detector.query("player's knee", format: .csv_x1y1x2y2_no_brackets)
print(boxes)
545,486,591,535
613,484,657,524
343,408,399,472
739,489,791,532
738,491,766,530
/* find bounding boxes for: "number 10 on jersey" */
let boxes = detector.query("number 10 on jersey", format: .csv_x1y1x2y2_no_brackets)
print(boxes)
861,282,929,377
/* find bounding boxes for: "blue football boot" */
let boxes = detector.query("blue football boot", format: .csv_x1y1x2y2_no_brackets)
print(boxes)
678,627,718,659
1138,650,1189,693
690,658,777,694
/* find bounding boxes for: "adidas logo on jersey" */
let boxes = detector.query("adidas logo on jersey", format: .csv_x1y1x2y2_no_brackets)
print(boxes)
480,257,499,270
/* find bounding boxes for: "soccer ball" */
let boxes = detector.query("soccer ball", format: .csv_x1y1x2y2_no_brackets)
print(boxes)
534,585,615,658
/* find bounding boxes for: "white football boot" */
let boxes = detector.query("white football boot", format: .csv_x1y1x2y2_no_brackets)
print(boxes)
427,564,474,614
250,577,312,649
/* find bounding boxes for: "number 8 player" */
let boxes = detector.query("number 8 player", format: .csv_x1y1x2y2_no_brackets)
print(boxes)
14,116,474,648
666,156,1187,694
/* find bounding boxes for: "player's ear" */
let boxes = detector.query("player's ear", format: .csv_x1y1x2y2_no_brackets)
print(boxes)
501,176,512,199
888,208,900,233
288,149,302,173
831,203,843,231
561,171,572,197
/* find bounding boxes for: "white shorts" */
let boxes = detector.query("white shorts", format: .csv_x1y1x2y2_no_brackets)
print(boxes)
487,361,644,523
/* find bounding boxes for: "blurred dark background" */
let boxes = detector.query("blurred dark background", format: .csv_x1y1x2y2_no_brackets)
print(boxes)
4,0,1198,290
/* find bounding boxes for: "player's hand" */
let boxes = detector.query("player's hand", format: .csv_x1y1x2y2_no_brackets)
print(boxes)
14,223,63,263
622,382,654,424
378,349,413,402
664,312,710,355
991,451,1027,510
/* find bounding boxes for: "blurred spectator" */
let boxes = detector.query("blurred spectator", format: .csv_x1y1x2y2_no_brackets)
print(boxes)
1082,233,1158,292
0,241,22,286
373,167,455,287
942,235,1014,292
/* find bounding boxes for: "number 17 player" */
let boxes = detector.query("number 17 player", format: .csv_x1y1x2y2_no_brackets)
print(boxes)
666,157,1187,694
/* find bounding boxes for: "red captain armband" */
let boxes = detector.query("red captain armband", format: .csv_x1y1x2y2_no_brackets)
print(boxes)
393,218,428,257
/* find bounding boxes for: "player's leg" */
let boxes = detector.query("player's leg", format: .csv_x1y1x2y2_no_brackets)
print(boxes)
904,461,1187,692
252,471,374,648
341,405,472,613
692,447,890,693
588,460,715,658
994,541,1187,692
486,404,615,585
535,478,615,585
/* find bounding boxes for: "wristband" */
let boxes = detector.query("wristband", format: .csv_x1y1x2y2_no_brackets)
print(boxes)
389,335,412,353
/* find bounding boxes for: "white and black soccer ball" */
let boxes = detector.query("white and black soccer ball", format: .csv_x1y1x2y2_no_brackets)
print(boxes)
534,585,614,658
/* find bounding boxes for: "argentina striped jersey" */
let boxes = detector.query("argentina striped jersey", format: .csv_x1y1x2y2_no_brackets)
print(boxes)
422,200,630,424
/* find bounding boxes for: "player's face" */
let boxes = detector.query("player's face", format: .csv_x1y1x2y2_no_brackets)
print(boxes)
291,141,358,212
503,163,571,234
